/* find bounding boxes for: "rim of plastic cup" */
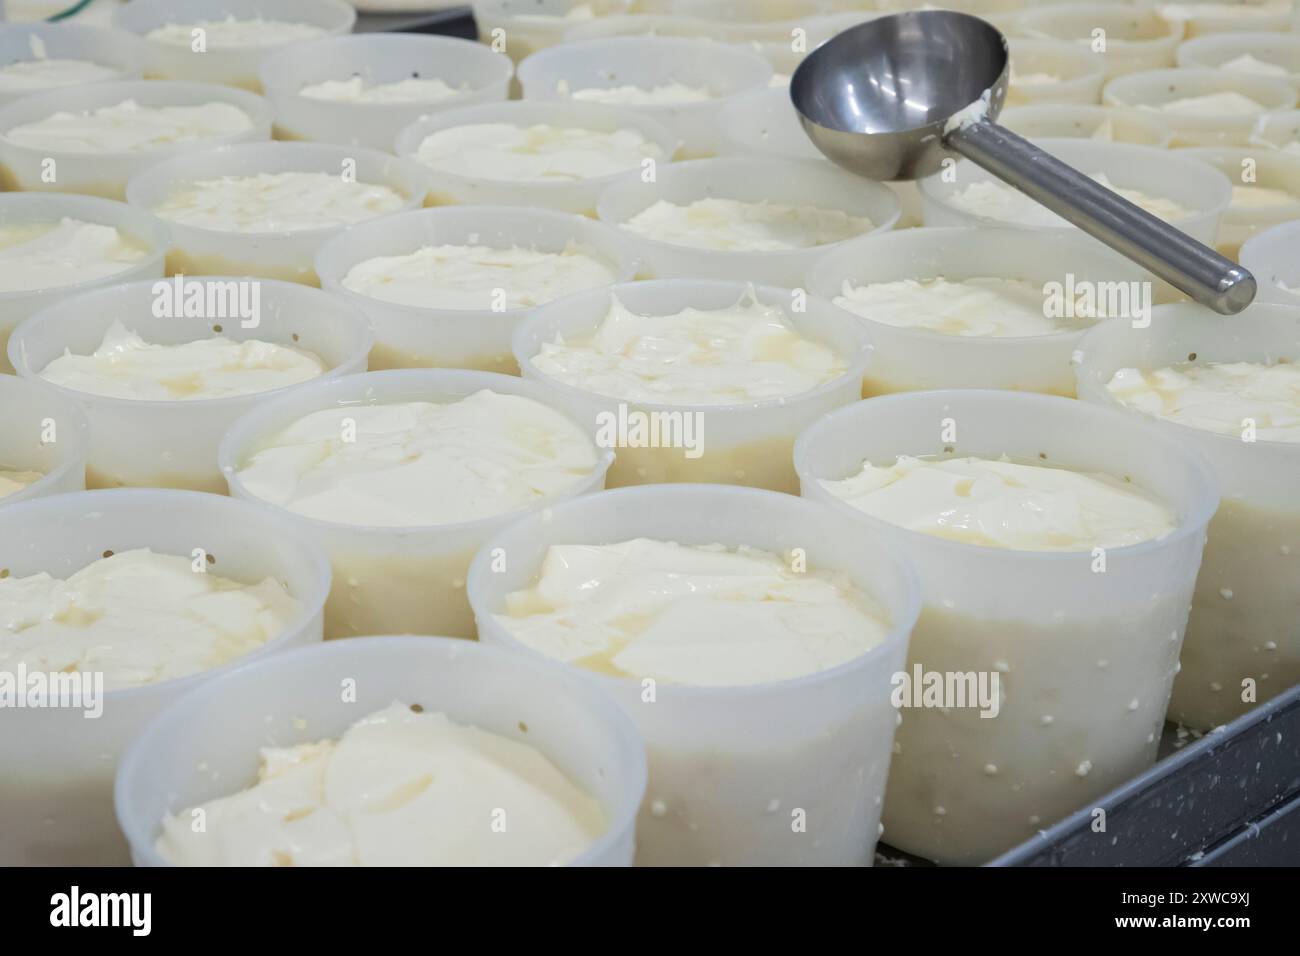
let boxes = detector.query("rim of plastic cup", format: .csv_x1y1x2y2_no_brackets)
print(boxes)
512,277,874,415
0,22,148,82
794,388,1221,562
217,367,616,537
1178,145,1300,218
7,275,375,411
313,204,643,320
0,487,332,704
0,80,274,160
1007,37,1107,85
1015,4,1184,48
0,192,170,300
124,141,431,242
1103,67,1296,115
998,103,1174,147
114,634,648,868
467,483,922,701
1240,218,1300,302
112,0,358,44
1176,31,1300,76
0,375,89,507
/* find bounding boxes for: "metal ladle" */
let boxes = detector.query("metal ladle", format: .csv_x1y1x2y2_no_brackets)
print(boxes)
790,10,1256,315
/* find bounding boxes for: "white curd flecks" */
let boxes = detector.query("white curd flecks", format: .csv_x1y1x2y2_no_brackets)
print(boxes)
620,197,872,251
146,17,326,49
0,219,147,292
946,173,1189,227
299,75,468,104
2,99,254,153
414,122,664,181
833,276,1070,337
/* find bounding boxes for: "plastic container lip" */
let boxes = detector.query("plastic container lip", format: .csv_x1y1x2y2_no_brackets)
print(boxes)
715,86,824,160
0,79,274,159
1181,144,1300,213
466,482,921,702
312,204,642,321
1074,301,1300,455
1008,37,1107,83
793,388,1221,563
997,103,1175,147
0,487,333,706
1240,218,1300,304
114,633,648,868
1176,31,1300,76
0,192,170,299
0,376,89,507
217,368,616,537
0,22,148,86
1015,4,1184,45
7,275,375,413
112,0,358,45
511,278,874,415
124,141,429,243
1103,66,1297,114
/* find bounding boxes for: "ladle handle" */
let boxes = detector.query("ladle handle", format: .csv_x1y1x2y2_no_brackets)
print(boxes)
946,119,1255,315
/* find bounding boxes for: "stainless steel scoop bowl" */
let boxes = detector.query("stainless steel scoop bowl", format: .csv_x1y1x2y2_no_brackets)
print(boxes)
791,10,1256,315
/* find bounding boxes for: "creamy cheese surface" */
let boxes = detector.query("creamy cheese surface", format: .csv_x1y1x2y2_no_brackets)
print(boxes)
0,57,118,91
235,391,600,527
1106,361,1300,442
2,99,253,153
1010,69,1061,86
146,17,326,48
1156,91,1268,115
0,467,41,498
1159,2,1288,18
495,538,890,687
531,292,847,404
1230,183,1298,208
341,242,616,311
156,701,607,867
833,276,1072,337
820,455,1176,551
414,122,664,182
38,320,326,401
150,171,407,233
946,173,1188,226
0,548,300,691
621,197,872,251
299,75,467,104
566,81,713,105
0,218,147,293
1221,53,1292,77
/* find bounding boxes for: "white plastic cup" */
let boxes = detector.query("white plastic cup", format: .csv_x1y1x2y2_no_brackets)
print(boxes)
468,483,920,866
999,103,1174,147
1074,302,1300,729
1249,108,1300,153
596,156,901,286
473,0,635,63
1178,146,1300,259
1013,4,1184,79
115,635,646,867
259,33,512,150
1006,38,1107,106
1157,0,1294,40
394,99,679,216
1240,218,1300,304
0,79,273,199
878,0,1024,31
218,368,614,641
0,375,87,506
8,276,373,493
314,205,641,374
0,23,146,105
795,389,1219,865
0,487,331,865
112,0,356,91
0,192,170,373
1103,68,1296,147
1177,32,1300,90
805,226,1156,397
124,141,430,284
513,278,871,492
918,138,1231,245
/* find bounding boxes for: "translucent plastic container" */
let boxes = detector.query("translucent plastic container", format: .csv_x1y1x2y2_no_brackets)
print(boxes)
112,0,356,91
394,99,679,216
124,141,430,284
0,374,87,506
513,279,871,492
1156,0,1294,39
795,389,1218,864
1179,146,1300,259
1075,302,1300,729
0,79,273,199
1177,32,1300,89
0,487,331,866
116,636,646,867
596,156,900,286
805,226,1155,398
877,0,1024,31
8,277,372,493
1102,68,1295,146
918,138,1231,245
1249,108,1300,152
473,0,635,63
0,23,145,105
218,369,614,640
516,36,772,158
1239,218,1300,304
1013,5,1183,79
258,33,513,150
0,192,170,374
315,205,640,374
468,483,919,866
999,103,1174,147
1006,38,1106,105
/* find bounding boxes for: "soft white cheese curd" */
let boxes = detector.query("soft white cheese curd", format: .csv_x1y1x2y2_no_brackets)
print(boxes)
0,468,41,498
155,701,607,866
2,99,253,153
1221,53,1292,78
1010,69,1061,86
146,17,327,49
1230,183,1298,208
414,122,664,182
37,320,326,401
0,547,300,691
149,171,407,233
299,75,468,104
495,538,890,686
833,276,1070,337
620,197,872,251
0,218,147,292
946,173,1189,226
566,81,713,105
0,57,118,92
1156,91,1268,115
